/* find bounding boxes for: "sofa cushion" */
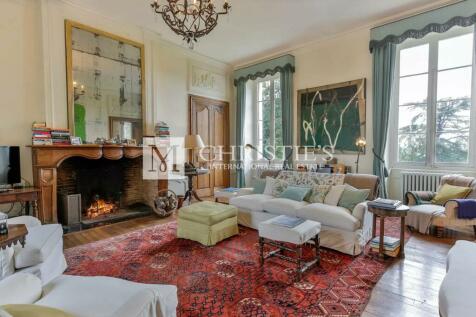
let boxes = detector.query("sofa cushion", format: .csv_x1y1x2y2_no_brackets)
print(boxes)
296,203,361,231
0,273,42,305
431,184,472,205
279,186,311,202
229,194,275,212
1,305,74,317
307,185,331,204
14,224,63,269
251,178,266,194
338,185,370,211
262,198,309,217
324,185,346,206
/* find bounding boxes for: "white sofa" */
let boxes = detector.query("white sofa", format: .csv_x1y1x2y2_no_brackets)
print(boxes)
1,216,66,284
0,273,178,317
230,171,380,256
439,240,476,317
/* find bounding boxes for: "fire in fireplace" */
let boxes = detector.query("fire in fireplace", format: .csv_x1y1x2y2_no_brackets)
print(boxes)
86,196,118,219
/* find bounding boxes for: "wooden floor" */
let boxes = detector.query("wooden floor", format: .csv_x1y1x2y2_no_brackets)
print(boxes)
64,210,474,317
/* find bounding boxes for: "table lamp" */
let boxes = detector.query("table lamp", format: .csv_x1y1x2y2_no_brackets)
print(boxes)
184,134,205,163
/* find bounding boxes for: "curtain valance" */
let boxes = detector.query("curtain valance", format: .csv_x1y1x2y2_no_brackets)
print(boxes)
370,1,476,52
233,55,295,86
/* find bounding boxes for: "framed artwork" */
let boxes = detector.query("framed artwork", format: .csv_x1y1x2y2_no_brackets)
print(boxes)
297,79,366,154
65,20,145,143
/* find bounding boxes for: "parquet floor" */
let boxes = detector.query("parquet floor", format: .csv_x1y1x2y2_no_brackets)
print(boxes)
64,204,474,317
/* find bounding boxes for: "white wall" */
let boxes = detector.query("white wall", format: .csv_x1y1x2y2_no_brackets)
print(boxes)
292,29,373,174
0,0,232,183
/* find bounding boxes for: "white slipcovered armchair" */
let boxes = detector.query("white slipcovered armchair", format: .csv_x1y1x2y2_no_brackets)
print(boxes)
1,216,66,284
0,273,178,317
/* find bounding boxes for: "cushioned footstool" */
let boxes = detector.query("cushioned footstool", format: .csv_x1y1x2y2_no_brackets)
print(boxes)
177,201,239,246
258,216,321,281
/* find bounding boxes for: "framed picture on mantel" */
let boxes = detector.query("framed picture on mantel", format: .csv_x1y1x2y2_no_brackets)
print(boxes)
65,20,145,144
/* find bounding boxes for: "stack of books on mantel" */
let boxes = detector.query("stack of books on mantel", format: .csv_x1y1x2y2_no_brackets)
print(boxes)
51,128,71,145
368,198,402,210
32,122,52,145
370,236,400,257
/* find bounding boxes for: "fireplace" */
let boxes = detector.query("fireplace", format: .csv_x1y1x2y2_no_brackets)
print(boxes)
57,156,153,231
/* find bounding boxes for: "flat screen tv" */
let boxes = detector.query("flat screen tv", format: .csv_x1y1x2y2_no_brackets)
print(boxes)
0,146,21,186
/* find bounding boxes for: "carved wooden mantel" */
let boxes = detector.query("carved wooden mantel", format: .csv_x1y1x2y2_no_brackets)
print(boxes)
28,145,144,224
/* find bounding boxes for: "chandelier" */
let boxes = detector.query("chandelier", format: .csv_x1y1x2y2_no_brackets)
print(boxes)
151,0,231,49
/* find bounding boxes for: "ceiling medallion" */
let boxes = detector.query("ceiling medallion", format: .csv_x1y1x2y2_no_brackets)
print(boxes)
151,0,231,49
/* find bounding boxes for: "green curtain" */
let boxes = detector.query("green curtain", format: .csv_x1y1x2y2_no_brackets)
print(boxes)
280,69,293,169
372,42,396,198
235,80,246,188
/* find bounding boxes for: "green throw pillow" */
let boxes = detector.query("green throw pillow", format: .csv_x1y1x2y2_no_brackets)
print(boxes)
338,185,370,211
279,186,312,202
252,178,267,194
431,183,472,205
307,185,331,203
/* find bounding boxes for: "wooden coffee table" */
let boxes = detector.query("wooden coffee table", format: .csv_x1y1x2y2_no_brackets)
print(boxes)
368,205,409,258
0,224,28,250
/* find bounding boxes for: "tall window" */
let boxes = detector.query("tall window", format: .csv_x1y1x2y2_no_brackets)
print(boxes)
394,27,475,167
257,75,283,160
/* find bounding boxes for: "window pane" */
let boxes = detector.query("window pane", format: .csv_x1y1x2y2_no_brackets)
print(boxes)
258,121,263,140
400,44,429,76
437,67,472,101
399,74,428,105
258,81,270,101
398,104,427,133
398,134,426,162
274,78,281,100
438,33,474,70
436,132,469,163
436,99,471,132
258,102,263,120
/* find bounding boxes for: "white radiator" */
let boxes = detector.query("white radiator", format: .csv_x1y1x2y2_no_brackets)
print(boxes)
402,172,444,195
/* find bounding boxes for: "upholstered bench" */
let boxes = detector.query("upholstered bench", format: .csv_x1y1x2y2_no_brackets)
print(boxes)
177,201,239,246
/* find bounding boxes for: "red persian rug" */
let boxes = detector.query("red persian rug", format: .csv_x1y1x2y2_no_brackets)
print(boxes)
65,219,407,317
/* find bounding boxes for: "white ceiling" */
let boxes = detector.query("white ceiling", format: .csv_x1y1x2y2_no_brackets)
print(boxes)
65,0,454,66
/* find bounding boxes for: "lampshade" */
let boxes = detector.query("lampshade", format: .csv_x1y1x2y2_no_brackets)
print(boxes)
184,134,205,149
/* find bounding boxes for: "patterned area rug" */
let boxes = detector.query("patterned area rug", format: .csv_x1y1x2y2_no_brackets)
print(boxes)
65,219,408,317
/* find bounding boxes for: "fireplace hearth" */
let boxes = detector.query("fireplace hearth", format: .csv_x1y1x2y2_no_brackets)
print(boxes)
57,156,153,231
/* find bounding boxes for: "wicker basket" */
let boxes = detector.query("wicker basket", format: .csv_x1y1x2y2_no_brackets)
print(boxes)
153,189,178,218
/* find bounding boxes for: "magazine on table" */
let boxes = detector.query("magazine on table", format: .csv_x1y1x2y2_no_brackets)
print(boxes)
368,198,402,210
271,216,305,228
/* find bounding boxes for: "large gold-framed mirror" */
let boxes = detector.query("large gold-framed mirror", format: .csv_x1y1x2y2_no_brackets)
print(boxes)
65,20,145,143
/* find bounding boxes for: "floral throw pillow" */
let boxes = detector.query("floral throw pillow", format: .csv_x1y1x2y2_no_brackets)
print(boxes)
272,178,289,197
307,185,331,203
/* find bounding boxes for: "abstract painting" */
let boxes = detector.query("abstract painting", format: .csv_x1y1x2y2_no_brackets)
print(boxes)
297,79,366,154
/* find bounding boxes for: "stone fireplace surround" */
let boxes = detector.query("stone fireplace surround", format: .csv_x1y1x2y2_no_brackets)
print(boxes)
29,145,166,224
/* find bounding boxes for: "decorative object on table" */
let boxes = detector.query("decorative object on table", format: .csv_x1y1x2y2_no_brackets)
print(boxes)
153,189,177,218
368,198,402,210
70,136,82,145
65,21,144,144
245,144,272,166
368,204,409,258
259,216,321,281
297,79,366,154
354,136,366,173
0,212,8,235
150,0,231,49
0,224,27,250
125,139,137,146
32,122,52,146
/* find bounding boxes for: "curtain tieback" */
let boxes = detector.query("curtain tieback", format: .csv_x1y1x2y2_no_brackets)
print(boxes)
372,148,389,177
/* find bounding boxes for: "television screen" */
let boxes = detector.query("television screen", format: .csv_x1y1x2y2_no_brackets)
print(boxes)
0,146,21,185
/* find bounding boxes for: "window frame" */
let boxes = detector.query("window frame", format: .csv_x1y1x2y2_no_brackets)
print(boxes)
389,26,476,170
254,74,281,162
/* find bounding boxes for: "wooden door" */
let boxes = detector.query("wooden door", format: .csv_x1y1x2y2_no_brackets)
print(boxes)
189,95,230,197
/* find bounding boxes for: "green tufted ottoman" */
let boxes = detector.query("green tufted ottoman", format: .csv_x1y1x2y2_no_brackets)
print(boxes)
177,201,239,246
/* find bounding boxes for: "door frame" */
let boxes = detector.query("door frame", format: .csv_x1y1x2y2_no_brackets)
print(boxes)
189,94,230,197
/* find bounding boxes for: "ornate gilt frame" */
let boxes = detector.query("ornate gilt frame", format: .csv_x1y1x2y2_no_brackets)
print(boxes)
65,20,146,137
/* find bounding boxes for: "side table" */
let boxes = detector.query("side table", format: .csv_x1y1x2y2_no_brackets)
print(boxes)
0,224,28,250
368,205,409,258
